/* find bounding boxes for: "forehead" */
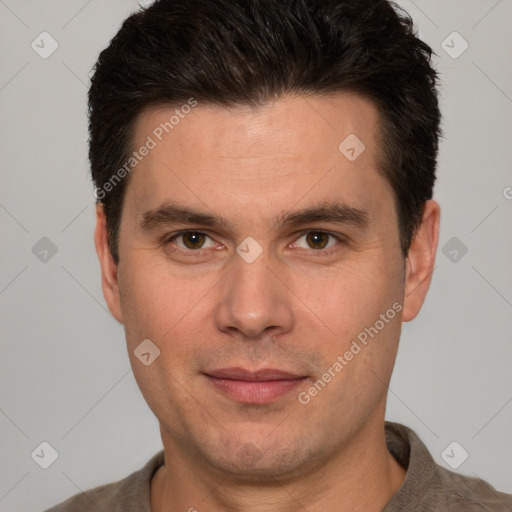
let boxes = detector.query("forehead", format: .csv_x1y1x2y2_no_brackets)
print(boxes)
135,92,381,163
124,93,392,225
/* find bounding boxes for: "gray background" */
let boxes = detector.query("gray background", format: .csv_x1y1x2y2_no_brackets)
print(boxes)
1,0,511,510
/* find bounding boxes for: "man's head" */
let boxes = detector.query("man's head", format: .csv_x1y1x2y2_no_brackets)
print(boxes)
89,0,441,263
91,0,440,483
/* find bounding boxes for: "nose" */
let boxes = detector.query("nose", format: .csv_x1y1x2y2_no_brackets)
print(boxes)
215,249,294,340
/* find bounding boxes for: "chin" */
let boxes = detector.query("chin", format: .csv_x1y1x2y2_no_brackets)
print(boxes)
196,430,321,482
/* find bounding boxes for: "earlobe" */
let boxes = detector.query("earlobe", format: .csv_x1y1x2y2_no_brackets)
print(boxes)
94,204,124,323
402,200,440,322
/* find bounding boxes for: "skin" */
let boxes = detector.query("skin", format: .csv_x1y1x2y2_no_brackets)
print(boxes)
95,92,440,512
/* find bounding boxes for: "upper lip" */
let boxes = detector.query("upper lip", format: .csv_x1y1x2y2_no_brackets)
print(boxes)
206,367,304,381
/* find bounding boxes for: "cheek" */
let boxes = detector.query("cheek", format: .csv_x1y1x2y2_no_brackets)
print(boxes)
289,255,405,412
117,255,216,352
288,255,404,345
296,268,403,428
117,258,211,417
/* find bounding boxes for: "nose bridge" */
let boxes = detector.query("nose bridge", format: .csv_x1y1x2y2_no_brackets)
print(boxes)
215,247,293,338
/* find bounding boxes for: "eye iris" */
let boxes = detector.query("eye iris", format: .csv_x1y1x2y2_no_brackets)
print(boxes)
183,232,205,249
306,232,328,249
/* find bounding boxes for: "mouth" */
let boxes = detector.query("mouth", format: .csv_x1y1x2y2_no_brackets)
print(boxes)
204,367,308,404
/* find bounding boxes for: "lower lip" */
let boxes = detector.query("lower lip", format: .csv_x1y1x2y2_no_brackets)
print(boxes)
206,376,306,404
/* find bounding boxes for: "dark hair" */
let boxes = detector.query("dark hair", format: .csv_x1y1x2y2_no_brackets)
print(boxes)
88,0,441,263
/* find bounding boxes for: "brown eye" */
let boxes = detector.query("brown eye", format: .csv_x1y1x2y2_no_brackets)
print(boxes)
305,231,330,249
180,232,207,249
293,231,341,253
164,230,220,258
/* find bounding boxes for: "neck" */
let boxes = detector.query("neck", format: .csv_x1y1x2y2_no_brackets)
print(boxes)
151,414,406,512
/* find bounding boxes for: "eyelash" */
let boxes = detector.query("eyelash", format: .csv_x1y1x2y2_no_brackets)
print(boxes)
164,230,344,257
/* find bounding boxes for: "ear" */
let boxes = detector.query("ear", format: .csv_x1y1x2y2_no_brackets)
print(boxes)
94,204,123,323
402,200,440,322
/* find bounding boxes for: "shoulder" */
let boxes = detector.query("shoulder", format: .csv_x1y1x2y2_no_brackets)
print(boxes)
43,480,128,512
384,422,512,511
42,451,165,512
433,466,512,511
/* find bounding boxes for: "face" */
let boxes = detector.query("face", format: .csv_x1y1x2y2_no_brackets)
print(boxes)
96,92,438,480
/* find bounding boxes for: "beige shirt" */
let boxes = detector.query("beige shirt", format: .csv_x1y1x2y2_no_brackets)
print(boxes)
44,422,512,511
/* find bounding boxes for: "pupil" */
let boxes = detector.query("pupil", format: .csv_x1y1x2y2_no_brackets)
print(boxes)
307,232,328,249
184,232,204,249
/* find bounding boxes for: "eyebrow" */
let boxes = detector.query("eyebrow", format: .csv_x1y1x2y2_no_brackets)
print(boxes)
274,202,369,229
139,201,369,232
139,203,225,230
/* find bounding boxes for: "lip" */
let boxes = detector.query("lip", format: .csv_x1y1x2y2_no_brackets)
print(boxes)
205,367,307,404
206,367,303,381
